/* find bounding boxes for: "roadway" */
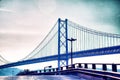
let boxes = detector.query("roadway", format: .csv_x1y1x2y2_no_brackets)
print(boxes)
0,45,120,69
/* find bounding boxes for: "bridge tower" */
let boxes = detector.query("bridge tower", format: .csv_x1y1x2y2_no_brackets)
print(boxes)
58,18,68,71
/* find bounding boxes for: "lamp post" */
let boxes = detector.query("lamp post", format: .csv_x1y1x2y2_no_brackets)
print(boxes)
67,38,77,66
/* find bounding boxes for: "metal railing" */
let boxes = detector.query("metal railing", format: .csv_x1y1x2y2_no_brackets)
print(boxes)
18,63,120,75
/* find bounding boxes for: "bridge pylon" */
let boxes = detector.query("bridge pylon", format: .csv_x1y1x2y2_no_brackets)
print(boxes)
58,18,68,71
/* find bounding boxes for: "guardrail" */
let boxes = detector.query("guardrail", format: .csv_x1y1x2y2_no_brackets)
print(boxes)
17,63,120,75
17,63,120,79
41,63,120,72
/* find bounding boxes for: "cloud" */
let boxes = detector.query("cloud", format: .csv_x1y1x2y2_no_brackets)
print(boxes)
0,8,15,13
0,32,45,62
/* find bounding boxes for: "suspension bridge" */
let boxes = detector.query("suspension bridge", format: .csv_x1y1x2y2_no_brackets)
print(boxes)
0,18,120,79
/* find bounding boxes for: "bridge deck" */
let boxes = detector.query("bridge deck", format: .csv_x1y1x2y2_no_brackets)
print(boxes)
0,45,120,69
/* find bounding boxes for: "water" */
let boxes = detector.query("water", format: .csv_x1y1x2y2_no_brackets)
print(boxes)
0,75,86,80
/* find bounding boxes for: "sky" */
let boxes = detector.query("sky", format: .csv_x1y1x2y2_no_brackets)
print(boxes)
0,0,120,70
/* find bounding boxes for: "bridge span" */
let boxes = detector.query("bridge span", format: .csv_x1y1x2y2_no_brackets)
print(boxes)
0,18,120,79
0,45,120,69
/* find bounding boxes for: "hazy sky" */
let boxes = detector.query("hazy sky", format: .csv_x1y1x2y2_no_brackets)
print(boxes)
0,0,120,63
